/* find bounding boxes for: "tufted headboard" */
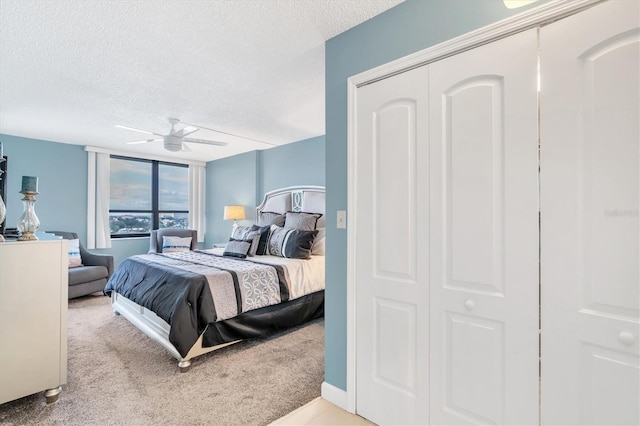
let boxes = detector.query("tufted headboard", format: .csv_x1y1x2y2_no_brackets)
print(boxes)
256,185,325,227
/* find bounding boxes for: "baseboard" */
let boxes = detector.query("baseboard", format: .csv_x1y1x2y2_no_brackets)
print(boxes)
321,381,349,412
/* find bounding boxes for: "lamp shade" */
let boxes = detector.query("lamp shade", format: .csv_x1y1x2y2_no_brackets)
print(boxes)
224,205,246,221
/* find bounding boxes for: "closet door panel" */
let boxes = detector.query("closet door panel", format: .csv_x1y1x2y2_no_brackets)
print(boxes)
447,80,505,294
540,1,640,424
429,28,539,425
355,65,430,425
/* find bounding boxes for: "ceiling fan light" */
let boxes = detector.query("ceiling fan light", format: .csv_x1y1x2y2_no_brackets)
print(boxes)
163,135,183,152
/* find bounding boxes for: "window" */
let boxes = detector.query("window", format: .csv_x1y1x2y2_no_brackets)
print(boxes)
109,156,189,237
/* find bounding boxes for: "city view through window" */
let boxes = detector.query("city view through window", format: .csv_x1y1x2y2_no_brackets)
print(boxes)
109,157,189,236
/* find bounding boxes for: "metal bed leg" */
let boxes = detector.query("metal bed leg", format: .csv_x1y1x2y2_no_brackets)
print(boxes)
178,360,191,373
44,386,62,403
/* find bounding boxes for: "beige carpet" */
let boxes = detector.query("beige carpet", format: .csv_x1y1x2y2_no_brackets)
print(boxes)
0,294,324,426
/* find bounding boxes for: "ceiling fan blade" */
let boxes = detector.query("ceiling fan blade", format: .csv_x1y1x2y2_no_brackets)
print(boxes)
176,119,276,146
183,138,227,147
116,125,163,137
179,126,200,137
126,138,162,145
181,143,192,152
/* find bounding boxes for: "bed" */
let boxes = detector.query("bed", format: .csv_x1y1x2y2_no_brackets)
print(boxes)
104,186,325,372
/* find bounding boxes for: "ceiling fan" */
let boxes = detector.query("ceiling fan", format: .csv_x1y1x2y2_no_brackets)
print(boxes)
117,118,228,152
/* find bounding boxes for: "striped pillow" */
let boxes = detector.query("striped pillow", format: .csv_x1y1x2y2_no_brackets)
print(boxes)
231,226,260,256
267,225,318,259
250,224,272,255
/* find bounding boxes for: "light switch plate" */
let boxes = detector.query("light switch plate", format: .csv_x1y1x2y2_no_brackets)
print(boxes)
337,210,346,229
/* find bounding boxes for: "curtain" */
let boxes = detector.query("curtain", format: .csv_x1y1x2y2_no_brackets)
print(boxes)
188,164,206,243
87,151,111,249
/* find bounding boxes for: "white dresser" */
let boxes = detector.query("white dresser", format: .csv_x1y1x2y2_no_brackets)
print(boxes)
0,239,68,404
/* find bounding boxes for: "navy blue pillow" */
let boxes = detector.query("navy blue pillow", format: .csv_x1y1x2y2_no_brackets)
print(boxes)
283,229,318,259
267,226,318,259
250,224,271,255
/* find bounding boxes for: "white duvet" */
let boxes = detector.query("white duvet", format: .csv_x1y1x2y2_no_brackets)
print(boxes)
204,248,325,300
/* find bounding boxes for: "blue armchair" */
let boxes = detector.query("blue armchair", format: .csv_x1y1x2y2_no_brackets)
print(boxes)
47,231,114,299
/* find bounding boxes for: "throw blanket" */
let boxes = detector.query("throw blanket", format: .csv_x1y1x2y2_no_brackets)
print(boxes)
104,251,288,357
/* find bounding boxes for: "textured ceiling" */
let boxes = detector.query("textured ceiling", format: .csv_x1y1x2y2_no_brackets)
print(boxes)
0,0,403,162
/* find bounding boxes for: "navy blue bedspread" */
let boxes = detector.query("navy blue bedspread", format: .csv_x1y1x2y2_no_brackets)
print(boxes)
104,256,216,357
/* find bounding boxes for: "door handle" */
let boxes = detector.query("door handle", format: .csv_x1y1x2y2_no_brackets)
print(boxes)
464,300,475,311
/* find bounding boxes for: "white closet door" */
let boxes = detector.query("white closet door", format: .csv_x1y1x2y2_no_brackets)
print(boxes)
355,65,430,425
540,1,640,424
428,28,539,425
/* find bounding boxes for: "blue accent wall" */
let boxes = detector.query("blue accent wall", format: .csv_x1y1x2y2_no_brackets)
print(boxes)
324,0,545,391
204,135,325,248
0,134,87,237
258,135,325,196
205,150,259,246
0,134,167,265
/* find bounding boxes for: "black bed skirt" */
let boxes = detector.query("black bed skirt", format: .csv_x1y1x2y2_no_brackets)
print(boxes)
202,290,324,348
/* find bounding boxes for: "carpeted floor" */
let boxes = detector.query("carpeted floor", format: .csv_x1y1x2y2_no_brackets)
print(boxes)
0,294,324,426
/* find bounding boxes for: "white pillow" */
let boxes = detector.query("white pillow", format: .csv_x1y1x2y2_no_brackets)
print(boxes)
311,228,325,256
162,236,192,253
68,238,83,268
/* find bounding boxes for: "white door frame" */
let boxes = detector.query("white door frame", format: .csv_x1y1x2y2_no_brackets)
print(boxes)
342,0,604,415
